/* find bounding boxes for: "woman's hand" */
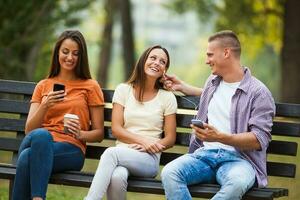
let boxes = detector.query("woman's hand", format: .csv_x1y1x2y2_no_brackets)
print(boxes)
140,139,166,154
41,90,65,108
128,143,146,152
64,118,82,139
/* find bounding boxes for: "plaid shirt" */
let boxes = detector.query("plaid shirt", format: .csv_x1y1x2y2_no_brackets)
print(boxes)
189,67,275,187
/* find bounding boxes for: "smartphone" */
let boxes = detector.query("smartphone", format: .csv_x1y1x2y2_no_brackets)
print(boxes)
53,83,65,92
191,119,204,129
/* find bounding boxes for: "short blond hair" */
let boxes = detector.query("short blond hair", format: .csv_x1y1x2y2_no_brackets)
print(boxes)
209,30,241,58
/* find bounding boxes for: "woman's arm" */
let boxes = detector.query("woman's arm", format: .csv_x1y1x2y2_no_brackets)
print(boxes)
77,106,104,143
25,90,65,134
157,113,176,150
25,103,47,134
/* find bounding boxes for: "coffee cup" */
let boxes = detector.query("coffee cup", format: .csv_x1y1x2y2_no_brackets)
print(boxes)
64,113,79,134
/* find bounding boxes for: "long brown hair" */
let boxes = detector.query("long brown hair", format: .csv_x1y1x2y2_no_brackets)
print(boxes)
127,45,170,102
48,30,91,79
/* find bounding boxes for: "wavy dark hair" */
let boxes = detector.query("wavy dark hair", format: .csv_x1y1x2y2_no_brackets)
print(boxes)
127,45,170,102
48,30,91,79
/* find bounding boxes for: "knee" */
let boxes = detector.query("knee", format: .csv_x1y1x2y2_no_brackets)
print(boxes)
101,147,118,160
17,149,30,169
31,128,53,144
224,177,254,195
161,163,179,184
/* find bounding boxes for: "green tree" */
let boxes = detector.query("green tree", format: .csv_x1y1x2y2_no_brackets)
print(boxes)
0,0,92,81
167,0,300,103
96,0,135,87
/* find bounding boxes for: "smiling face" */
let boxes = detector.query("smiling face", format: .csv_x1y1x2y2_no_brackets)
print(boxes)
58,38,79,72
144,48,168,80
205,40,226,76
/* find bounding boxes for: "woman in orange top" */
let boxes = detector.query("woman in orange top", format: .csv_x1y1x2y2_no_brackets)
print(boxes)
12,30,104,200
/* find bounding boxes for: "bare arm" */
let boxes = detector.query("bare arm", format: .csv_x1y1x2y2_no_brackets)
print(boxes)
25,90,65,134
157,113,176,150
76,106,104,143
220,132,261,150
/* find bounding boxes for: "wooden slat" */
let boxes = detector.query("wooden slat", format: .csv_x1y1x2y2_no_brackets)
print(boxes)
175,132,190,146
267,140,297,156
0,118,25,132
176,95,199,109
102,89,114,103
0,79,36,95
272,121,300,137
176,114,193,128
267,162,296,177
276,102,300,118
0,137,21,152
104,127,115,139
0,99,30,114
160,152,182,165
85,146,107,159
104,108,112,122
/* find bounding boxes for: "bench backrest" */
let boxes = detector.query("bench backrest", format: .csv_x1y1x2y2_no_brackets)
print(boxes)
1,79,300,179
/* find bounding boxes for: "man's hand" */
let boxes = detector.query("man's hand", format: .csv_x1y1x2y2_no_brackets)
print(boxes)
161,73,203,96
191,123,223,142
161,73,184,92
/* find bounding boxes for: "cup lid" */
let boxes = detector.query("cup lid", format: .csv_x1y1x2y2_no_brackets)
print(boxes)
64,113,79,119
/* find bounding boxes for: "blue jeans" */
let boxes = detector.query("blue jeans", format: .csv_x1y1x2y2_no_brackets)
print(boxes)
12,128,84,200
161,148,256,200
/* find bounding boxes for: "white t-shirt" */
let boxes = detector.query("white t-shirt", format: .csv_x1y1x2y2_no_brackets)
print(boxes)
112,83,177,150
204,80,240,151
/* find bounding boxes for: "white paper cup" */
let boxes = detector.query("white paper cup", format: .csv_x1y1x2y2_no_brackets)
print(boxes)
64,114,79,134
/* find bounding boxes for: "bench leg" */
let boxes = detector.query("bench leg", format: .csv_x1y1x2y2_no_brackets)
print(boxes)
9,179,14,200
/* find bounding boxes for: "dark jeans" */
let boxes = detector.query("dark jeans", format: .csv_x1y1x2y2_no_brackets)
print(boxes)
12,128,84,200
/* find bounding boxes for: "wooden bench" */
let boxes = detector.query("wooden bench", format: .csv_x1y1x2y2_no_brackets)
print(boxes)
0,79,299,200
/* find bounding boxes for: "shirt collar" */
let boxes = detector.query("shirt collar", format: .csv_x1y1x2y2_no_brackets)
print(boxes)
210,66,252,94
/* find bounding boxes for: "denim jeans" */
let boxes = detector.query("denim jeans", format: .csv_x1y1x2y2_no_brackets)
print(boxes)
12,128,84,200
85,146,160,200
161,148,256,200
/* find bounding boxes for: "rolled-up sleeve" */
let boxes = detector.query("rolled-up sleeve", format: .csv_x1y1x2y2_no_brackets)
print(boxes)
248,88,275,151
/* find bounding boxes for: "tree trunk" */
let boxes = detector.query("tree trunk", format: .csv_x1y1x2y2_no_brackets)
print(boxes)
25,42,42,80
281,0,300,103
119,0,135,81
97,0,115,87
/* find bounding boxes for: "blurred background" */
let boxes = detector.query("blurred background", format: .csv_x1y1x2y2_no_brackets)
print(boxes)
0,0,299,103
1,0,300,199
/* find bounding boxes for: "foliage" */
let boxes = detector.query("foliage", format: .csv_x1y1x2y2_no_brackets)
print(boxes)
166,0,284,100
0,0,93,81
167,0,284,53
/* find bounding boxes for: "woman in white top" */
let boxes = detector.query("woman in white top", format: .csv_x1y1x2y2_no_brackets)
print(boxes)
85,45,177,200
